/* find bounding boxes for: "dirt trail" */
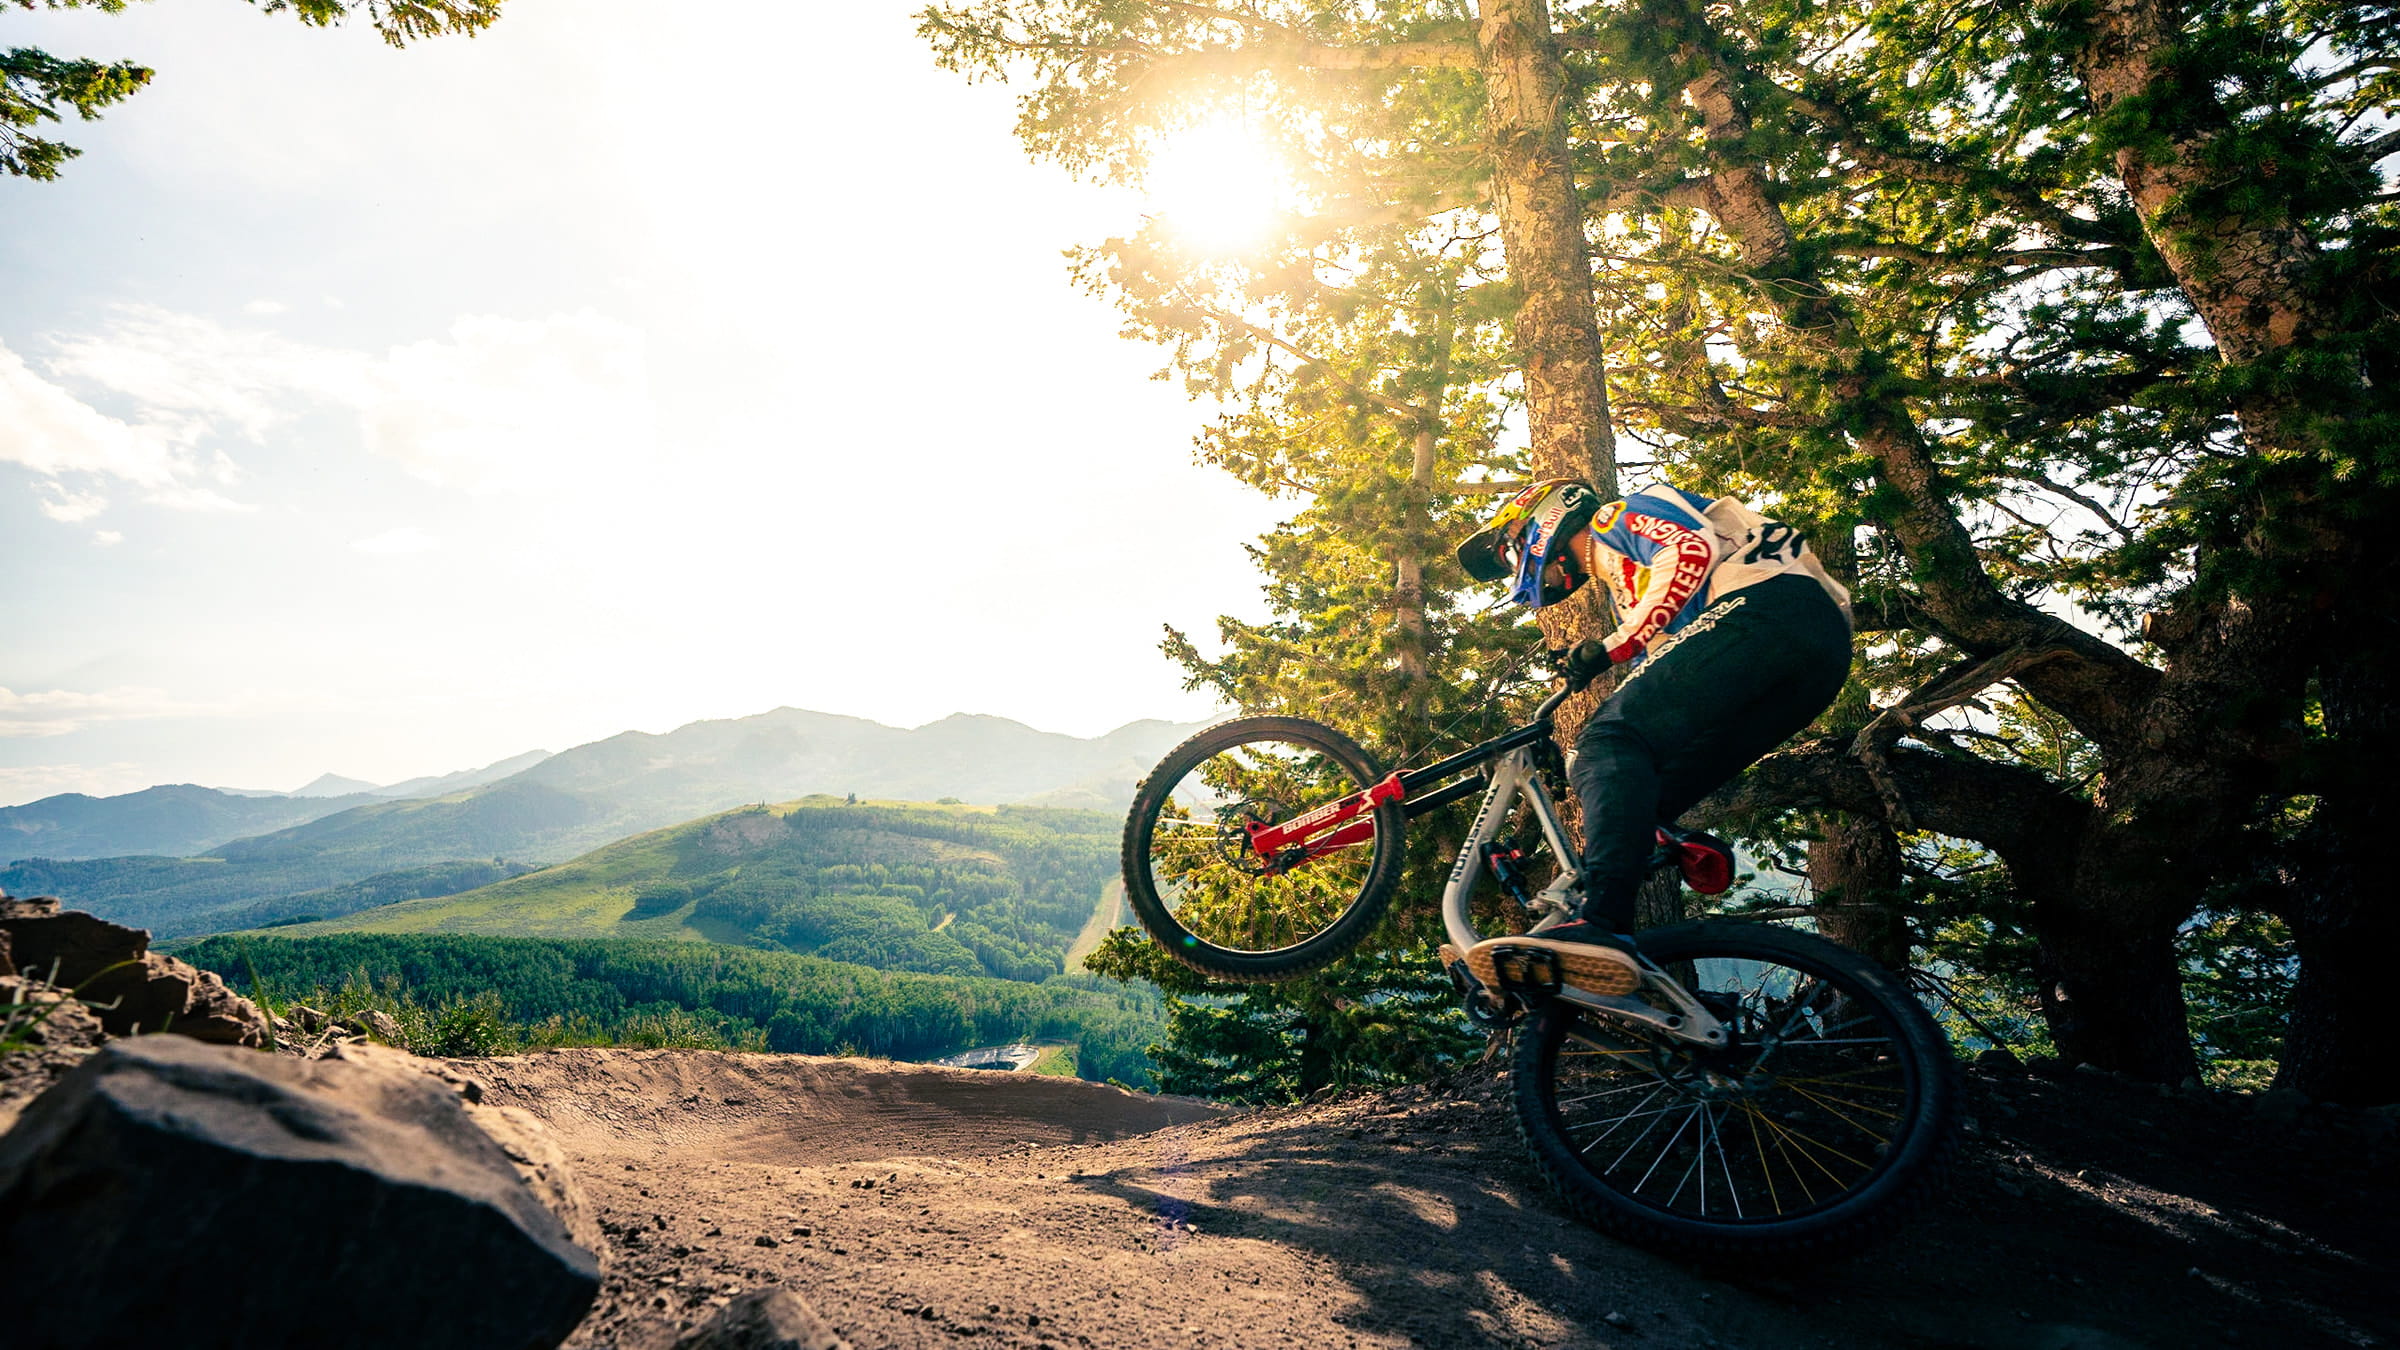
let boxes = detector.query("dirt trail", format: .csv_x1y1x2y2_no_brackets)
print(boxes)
464,1050,2395,1350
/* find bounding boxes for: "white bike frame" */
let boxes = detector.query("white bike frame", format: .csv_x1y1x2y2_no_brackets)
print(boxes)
1435,744,1729,1046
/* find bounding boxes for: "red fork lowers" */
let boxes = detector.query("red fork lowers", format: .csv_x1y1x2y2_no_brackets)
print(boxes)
1241,774,1407,873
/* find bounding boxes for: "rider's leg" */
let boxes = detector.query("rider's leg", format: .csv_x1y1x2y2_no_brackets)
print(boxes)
1649,578,1852,823
1571,574,1853,931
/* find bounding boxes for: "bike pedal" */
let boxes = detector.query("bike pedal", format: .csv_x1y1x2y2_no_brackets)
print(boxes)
1441,945,1519,1028
1487,945,1565,998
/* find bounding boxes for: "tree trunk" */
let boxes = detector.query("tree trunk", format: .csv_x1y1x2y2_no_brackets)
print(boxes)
1474,0,1614,497
1393,425,1437,695
2276,615,2400,1104
1810,813,1911,971
2066,0,2358,561
2069,0,2326,376
1657,2,2270,1081
1473,0,1620,863
2037,900,2199,1082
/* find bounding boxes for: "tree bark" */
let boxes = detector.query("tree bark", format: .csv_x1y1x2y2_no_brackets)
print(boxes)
2035,900,2199,1081
2276,615,2400,1104
1810,813,1911,971
1473,0,1623,870
2065,0,2361,594
1474,0,1615,497
2068,0,2327,375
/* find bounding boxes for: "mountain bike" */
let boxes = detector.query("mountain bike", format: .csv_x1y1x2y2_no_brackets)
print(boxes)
1119,671,1957,1258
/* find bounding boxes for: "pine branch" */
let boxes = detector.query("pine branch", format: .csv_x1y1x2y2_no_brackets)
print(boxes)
1776,87,2126,252
2350,126,2400,162
1171,288,1434,425
2031,474,2134,540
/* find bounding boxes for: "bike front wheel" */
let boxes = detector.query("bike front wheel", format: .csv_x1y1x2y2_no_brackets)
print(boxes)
1513,919,1956,1258
1121,716,1405,981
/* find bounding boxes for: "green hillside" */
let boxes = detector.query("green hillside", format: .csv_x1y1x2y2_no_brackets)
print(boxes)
9,710,1199,939
179,933,1166,1086
269,798,1120,984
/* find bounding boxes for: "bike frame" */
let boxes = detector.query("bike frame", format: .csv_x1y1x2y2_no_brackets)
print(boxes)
1434,738,1581,954
1233,678,1729,1045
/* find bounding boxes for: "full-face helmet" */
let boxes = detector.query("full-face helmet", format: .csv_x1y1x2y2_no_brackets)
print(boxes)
1455,478,1601,608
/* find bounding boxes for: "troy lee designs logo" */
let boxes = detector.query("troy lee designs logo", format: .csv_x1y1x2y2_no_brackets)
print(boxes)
1625,532,1715,644
1625,512,1690,545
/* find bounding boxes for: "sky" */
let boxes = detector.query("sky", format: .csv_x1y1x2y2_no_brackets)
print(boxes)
1,0,1293,804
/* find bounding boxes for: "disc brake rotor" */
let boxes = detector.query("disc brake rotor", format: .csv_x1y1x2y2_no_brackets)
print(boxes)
1209,798,1292,875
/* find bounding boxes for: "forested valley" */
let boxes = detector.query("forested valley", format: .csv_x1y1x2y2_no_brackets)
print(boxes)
178,933,1166,1087
146,801,1158,1084
265,800,1122,982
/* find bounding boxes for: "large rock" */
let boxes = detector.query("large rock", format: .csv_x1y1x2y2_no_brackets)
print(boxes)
0,1035,600,1350
674,1290,852,1350
0,895,266,1044
333,1041,607,1261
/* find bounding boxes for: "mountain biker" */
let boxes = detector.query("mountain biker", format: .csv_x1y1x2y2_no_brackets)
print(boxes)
1450,478,1853,995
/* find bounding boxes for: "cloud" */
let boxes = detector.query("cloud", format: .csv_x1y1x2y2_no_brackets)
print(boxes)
144,486,255,513
244,299,288,315
0,686,200,738
0,762,154,806
92,530,124,546
38,487,109,523
46,306,343,444
354,310,659,495
8,306,662,513
353,526,442,555
0,342,192,488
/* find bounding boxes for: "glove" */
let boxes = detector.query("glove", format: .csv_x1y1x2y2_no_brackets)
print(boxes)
1544,639,1615,684
1564,638,1616,681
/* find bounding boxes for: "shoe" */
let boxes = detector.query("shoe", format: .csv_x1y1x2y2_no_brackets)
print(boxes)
1461,919,1643,998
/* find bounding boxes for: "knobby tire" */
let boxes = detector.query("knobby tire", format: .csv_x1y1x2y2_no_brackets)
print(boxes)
1512,919,1957,1258
1120,716,1406,981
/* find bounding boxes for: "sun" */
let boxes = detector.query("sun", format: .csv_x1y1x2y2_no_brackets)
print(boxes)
1141,118,1290,255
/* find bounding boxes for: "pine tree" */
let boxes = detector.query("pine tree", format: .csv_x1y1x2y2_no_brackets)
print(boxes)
923,0,2400,1094
4,0,505,180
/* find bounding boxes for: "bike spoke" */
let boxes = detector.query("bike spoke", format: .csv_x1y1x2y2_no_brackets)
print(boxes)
1631,1104,1705,1195
1555,1079,1670,1108
1533,935,1943,1235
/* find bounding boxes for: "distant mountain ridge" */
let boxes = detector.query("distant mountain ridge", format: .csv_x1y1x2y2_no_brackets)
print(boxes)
0,784,384,863
368,749,554,801
1,749,558,862
2,706,1209,939
291,772,380,798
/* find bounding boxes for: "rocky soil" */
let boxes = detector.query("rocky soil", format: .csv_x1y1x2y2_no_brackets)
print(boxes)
439,1048,2396,1350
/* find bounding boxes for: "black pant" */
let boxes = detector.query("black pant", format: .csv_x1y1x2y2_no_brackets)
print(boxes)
1569,573,1853,931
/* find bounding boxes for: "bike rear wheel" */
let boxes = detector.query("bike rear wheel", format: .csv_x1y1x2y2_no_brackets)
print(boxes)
1121,716,1405,981
1513,919,1956,1257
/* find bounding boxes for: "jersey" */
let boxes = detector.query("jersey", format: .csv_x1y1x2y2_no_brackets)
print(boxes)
1588,486,1853,665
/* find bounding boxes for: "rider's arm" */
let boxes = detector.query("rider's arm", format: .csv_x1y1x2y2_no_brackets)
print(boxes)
1593,502,1718,664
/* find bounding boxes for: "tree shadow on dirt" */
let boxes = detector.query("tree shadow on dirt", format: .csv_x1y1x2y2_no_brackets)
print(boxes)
1065,1106,1785,1350
1067,1070,2396,1350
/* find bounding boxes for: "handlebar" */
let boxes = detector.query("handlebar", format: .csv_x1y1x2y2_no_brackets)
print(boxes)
1531,664,1597,724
